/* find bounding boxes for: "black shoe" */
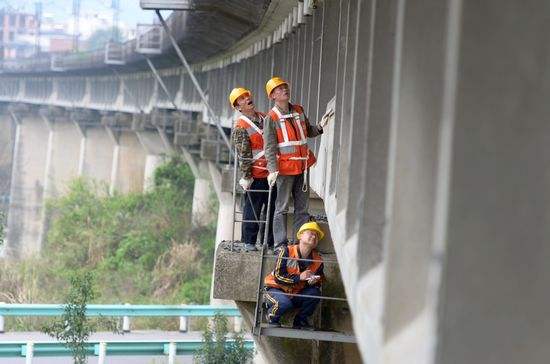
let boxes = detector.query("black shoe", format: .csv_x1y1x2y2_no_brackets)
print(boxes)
292,321,315,331
265,321,281,328
244,243,258,252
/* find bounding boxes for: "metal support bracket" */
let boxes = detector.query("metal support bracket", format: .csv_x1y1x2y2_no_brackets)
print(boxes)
155,10,232,157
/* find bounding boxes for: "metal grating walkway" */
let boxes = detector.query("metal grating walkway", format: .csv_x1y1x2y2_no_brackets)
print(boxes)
260,325,356,343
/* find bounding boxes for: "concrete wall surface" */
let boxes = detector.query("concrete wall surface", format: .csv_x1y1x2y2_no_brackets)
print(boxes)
5,114,50,257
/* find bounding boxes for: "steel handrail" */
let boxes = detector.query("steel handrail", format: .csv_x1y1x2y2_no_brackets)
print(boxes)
0,304,240,317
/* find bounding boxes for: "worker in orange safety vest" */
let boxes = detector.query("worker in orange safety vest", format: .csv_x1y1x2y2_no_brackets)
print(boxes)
263,77,333,249
264,221,325,330
229,87,277,251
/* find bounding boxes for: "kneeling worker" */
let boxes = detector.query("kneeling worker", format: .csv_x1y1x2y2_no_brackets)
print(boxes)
264,221,325,330
229,87,277,251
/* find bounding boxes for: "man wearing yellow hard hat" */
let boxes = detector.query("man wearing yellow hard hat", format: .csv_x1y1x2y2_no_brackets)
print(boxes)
229,87,277,252
263,221,325,330
263,76,334,249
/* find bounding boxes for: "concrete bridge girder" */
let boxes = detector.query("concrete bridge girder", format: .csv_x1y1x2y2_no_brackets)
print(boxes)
3,1,549,364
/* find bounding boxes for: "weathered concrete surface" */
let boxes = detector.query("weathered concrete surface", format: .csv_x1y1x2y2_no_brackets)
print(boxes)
137,130,167,192
47,119,81,197
81,127,116,186
192,160,216,227
111,132,147,193
0,113,16,214
5,114,49,257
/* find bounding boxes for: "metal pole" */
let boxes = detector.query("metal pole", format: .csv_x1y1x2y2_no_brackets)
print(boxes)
179,304,188,332
252,185,273,336
0,302,4,333
122,302,131,332
234,316,243,332
262,186,273,249
145,56,177,153
111,67,144,114
145,57,178,110
155,10,232,153
231,147,238,251
168,342,177,364
98,342,107,364
25,342,34,364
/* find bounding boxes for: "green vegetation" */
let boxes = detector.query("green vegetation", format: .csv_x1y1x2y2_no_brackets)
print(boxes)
87,27,125,50
195,314,254,364
42,271,119,364
0,156,217,331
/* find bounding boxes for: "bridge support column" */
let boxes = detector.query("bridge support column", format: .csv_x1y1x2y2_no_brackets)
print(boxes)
38,114,81,252
208,162,234,243
181,147,216,227
5,112,51,258
136,130,167,192
108,130,147,194
80,127,116,186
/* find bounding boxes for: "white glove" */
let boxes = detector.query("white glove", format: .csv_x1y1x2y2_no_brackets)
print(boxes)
267,171,279,187
317,108,334,129
239,177,253,191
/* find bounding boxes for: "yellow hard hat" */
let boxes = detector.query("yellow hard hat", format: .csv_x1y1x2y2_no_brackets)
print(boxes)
265,76,288,97
297,221,325,241
229,87,251,107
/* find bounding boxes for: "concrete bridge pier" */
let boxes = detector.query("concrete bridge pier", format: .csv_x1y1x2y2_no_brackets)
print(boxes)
37,110,82,247
78,126,116,188
4,108,81,258
136,130,168,191
107,129,147,194
208,162,235,244
5,111,50,258
181,147,216,228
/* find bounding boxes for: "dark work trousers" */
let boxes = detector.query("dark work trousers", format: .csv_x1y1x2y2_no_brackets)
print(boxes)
242,178,277,248
273,172,310,246
265,286,321,325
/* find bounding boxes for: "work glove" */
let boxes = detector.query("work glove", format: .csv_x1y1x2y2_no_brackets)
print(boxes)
239,177,253,191
267,171,279,187
317,108,335,129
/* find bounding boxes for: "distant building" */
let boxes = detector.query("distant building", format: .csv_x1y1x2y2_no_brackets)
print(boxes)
0,10,38,59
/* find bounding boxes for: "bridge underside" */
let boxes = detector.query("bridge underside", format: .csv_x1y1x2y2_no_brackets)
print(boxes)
2,1,550,364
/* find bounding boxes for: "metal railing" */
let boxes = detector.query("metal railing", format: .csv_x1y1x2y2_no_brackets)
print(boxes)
0,303,242,334
0,339,254,362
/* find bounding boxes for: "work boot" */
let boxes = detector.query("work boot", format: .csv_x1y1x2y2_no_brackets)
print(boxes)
265,321,281,328
292,320,315,331
243,243,258,252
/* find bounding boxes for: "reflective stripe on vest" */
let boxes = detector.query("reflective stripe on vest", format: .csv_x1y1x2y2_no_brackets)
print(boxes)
235,112,268,178
271,106,308,154
239,115,265,162
267,104,317,175
264,245,323,294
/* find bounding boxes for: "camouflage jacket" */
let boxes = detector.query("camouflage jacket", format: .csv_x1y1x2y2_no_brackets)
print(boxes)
232,112,264,179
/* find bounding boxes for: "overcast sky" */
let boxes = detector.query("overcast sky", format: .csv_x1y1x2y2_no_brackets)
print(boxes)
0,0,159,30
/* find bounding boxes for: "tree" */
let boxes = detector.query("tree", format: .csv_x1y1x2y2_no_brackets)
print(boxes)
195,313,254,364
42,271,118,364
86,27,124,51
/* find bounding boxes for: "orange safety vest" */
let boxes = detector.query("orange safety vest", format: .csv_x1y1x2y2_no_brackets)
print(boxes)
264,244,323,294
234,112,268,179
267,104,317,176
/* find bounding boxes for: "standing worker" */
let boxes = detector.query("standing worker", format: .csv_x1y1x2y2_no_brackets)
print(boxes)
263,77,333,249
264,221,326,329
229,87,277,252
